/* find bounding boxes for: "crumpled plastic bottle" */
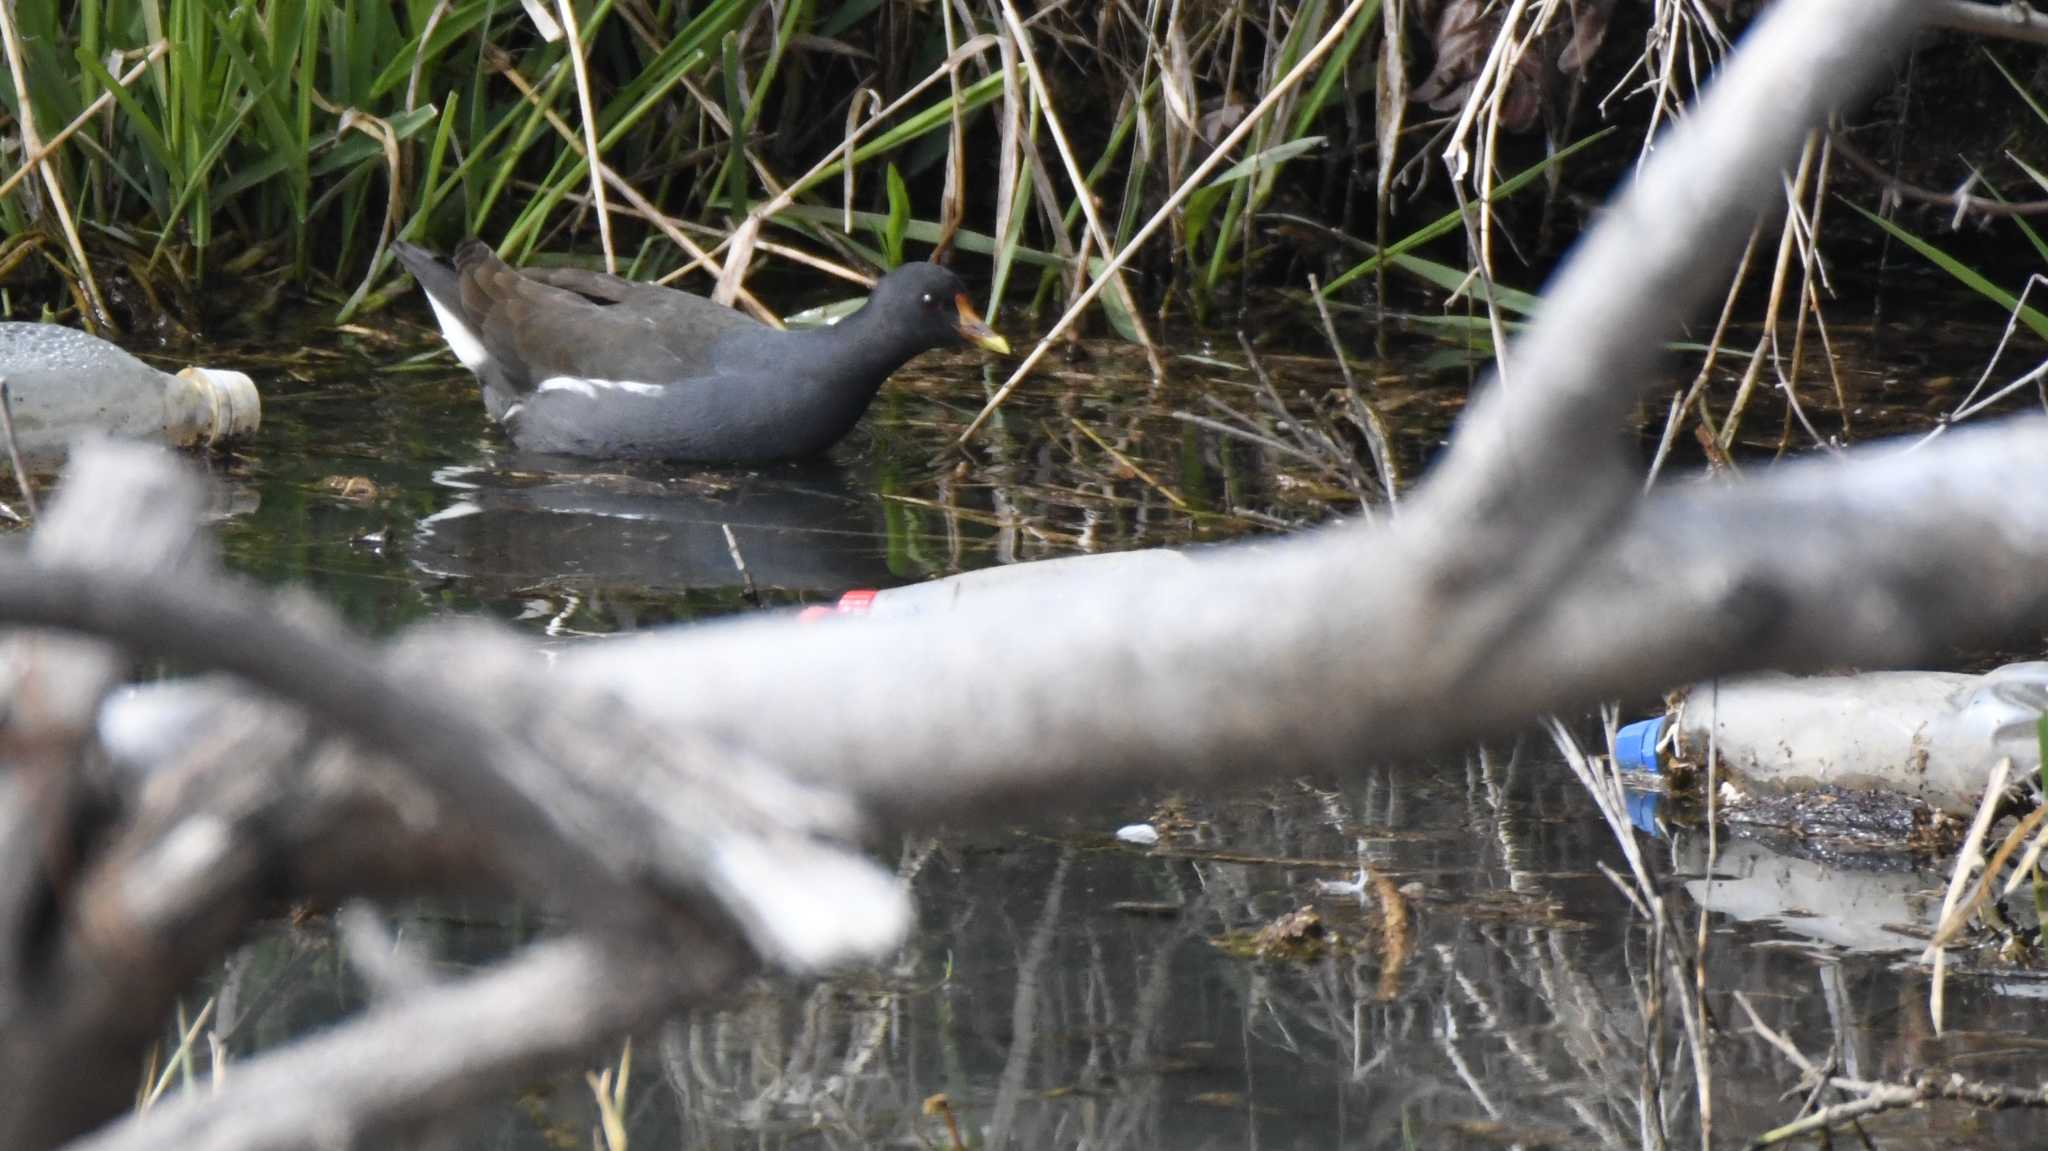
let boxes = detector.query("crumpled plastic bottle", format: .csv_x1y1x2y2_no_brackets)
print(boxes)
1615,662,2048,814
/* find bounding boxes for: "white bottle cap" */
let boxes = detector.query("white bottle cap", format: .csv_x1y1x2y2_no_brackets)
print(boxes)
175,366,262,444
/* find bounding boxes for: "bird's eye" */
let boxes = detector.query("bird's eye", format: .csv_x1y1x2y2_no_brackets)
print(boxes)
920,292,935,306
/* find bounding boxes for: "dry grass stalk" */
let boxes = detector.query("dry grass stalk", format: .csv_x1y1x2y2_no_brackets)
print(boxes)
1930,801,2046,946
485,49,782,326
0,0,110,326
658,36,1002,287
556,0,617,274
995,0,1162,375
0,43,166,205
313,95,404,319
1924,756,2012,1034
958,0,1382,446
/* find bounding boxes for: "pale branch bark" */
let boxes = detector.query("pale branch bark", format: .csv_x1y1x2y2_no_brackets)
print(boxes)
0,2,1990,1149
0,449,902,1150
579,418,2048,824
1928,0,2048,47
0,548,904,964
537,0,1928,825
1391,0,1919,704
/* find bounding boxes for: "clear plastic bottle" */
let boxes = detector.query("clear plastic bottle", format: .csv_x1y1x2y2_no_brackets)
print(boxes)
0,323,260,470
798,547,1201,620
1615,663,2048,813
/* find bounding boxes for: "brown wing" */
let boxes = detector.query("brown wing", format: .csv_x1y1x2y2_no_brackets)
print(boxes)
450,241,763,391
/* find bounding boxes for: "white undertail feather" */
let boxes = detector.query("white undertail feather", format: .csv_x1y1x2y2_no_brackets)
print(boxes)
535,377,667,398
424,295,490,370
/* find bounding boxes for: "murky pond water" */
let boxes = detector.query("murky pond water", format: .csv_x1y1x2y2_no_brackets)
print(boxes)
137,303,2048,1149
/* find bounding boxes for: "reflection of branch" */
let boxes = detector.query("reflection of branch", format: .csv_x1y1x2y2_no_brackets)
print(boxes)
1750,1074,2048,1147
74,937,734,1151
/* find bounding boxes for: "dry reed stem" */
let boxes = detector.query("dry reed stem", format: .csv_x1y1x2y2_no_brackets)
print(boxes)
1694,694,1718,1148
657,36,1001,287
995,0,1163,375
556,0,616,274
314,97,404,319
1722,134,1820,450
990,29,1022,296
406,1,455,114
0,43,166,205
2002,805,2048,896
841,88,882,236
1444,0,1565,385
141,998,216,1110
1776,133,1845,447
486,51,781,326
1646,222,1762,487
1748,1074,2048,1148
0,0,109,326
957,0,1380,446
534,183,872,286
518,0,565,41
1930,802,2046,947
584,1040,630,1151
1924,756,2011,1034
935,0,967,261
1308,273,1399,502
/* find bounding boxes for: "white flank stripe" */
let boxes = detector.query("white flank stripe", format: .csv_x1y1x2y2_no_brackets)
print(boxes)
424,296,490,370
536,377,598,398
535,376,667,397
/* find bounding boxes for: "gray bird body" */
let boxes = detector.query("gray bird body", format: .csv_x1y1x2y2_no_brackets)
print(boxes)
392,240,1004,462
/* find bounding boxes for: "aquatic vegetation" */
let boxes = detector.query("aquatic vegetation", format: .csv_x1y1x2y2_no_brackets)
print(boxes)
0,0,1629,346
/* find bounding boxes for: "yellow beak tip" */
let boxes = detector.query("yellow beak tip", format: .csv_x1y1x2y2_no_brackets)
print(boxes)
977,333,1012,355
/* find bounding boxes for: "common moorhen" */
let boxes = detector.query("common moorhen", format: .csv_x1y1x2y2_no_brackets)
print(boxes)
392,239,1009,461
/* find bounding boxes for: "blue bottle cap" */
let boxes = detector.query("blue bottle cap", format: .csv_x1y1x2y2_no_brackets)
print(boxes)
1614,716,1665,774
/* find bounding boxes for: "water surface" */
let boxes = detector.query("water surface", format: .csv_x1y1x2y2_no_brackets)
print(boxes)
136,304,2048,1149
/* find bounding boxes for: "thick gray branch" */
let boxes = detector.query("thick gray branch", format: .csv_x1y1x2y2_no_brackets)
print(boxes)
580,419,2048,823
1,3,1966,1149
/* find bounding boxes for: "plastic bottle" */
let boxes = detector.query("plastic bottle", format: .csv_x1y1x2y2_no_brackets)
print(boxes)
0,323,261,470
1614,663,2048,814
797,547,1200,621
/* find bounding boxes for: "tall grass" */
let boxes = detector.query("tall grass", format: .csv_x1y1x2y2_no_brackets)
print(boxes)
0,0,1615,340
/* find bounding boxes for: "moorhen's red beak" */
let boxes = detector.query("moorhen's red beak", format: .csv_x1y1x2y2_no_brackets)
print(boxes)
954,294,1010,354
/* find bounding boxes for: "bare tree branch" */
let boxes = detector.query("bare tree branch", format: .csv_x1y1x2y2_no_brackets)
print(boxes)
580,417,2048,825
1928,0,2048,47
2,3,1996,1149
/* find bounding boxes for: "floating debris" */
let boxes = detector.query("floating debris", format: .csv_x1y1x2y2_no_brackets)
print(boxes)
1115,823,1161,846
322,475,381,502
